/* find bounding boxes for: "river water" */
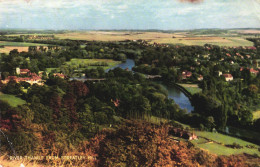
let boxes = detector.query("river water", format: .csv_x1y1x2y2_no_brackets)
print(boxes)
156,83,194,112
107,59,194,112
105,59,135,72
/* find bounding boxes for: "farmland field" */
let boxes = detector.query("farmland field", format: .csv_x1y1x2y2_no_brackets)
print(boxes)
151,36,253,46
55,31,183,41
0,41,48,53
0,46,29,53
54,31,254,47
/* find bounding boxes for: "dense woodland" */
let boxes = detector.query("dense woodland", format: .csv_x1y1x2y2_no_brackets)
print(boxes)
0,36,260,165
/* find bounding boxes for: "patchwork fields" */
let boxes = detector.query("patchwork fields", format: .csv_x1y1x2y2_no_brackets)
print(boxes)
0,41,48,54
54,31,254,46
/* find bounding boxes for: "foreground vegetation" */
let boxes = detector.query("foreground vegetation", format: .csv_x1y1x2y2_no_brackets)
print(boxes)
1,121,259,167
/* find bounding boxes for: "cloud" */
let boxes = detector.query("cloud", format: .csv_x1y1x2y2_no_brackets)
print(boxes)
0,0,259,30
179,0,204,3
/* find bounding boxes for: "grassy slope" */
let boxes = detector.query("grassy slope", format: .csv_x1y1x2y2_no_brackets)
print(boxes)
191,131,260,156
0,92,26,107
148,118,259,156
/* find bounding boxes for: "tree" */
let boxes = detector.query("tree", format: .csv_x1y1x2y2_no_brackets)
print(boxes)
69,80,89,98
49,92,62,120
63,92,78,127
205,116,215,130
2,80,22,95
247,84,258,97
238,109,253,126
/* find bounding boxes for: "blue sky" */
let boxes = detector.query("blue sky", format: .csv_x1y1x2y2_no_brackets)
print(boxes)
0,0,259,30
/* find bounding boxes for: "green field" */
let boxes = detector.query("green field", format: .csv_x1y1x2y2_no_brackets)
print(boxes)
0,41,47,47
191,131,260,156
179,84,202,95
46,59,121,73
0,92,26,107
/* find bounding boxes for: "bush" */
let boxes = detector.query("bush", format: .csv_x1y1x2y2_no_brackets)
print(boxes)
225,142,243,149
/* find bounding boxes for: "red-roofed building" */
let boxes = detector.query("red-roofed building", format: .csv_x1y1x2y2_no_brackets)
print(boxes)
249,68,259,75
20,69,30,75
197,75,203,81
247,46,257,50
181,71,192,80
222,74,233,81
53,73,65,79
2,73,44,85
226,53,231,57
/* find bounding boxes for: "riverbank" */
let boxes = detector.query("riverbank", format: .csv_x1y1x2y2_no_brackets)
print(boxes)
155,82,194,112
173,83,193,100
178,84,202,95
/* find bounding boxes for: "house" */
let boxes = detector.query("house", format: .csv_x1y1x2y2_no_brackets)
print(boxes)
246,46,257,50
245,55,251,59
203,54,209,59
16,67,30,75
226,53,231,57
112,99,120,107
240,68,259,75
2,72,43,85
222,74,233,81
197,75,203,81
217,71,222,76
20,69,30,75
53,73,65,79
249,68,259,75
181,71,192,80
170,128,198,140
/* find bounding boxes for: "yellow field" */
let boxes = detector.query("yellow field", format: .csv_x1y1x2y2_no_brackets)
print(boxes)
0,46,28,54
236,30,260,34
55,31,184,41
151,36,253,46
55,31,253,46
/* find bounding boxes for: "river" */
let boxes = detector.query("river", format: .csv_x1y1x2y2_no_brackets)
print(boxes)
105,59,135,72
106,59,194,113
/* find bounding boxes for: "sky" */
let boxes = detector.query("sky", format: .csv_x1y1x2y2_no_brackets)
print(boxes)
0,0,259,30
